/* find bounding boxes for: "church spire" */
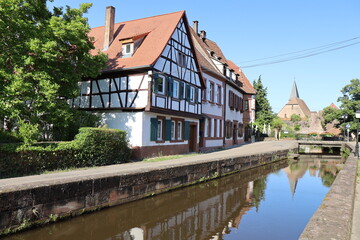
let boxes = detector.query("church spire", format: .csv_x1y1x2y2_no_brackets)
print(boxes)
289,81,300,100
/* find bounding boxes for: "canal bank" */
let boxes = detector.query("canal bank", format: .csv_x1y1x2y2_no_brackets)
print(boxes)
0,141,297,235
300,142,357,240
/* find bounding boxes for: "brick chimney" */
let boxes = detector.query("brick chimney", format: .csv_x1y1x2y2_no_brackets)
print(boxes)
193,21,199,35
103,6,115,50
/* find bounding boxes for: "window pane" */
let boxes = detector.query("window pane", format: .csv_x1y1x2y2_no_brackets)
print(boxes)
157,120,162,140
177,122,182,140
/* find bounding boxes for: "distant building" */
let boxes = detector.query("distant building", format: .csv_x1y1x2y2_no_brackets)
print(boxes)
278,81,311,120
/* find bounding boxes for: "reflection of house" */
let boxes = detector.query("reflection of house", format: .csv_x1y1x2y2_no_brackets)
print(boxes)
71,7,204,158
278,81,311,120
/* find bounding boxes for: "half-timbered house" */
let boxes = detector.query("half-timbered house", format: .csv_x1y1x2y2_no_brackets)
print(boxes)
71,7,204,159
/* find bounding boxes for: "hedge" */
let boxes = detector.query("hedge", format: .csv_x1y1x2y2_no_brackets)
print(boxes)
0,127,131,178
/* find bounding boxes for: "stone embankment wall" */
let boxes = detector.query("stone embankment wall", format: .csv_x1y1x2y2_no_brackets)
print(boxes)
0,148,294,235
299,143,356,240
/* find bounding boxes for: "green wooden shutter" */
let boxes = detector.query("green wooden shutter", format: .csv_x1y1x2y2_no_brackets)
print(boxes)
195,88,198,103
153,73,159,93
185,84,190,101
179,82,184,99
150,118,158,141
165,119,172,141
165,77,172,96
184,121,190,140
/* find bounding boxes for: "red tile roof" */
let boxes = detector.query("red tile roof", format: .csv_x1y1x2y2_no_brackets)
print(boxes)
227,60,256,95
190,31,256,95
89,11,185,71
190,28,226,80
329,103,339,109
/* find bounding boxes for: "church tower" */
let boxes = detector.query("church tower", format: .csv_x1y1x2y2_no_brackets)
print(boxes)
278,81,311,120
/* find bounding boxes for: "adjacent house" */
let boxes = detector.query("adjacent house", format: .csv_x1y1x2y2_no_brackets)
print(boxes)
227,60,256,142
71,7,204,159
190,22,226,151
195,34,248,147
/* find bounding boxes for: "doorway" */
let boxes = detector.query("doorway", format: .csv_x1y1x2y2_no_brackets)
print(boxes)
188,123,198,152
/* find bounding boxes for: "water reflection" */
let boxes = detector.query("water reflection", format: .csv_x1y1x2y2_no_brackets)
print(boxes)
4,159,341,240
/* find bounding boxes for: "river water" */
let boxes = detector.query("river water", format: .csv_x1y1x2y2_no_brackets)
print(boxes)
4,158,341,240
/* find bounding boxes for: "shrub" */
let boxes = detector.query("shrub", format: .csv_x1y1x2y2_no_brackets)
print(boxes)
0,130,20,143
0,127,131,178
290,114,302,122
294,124,300,131
18,121,40,145
70,127,131,166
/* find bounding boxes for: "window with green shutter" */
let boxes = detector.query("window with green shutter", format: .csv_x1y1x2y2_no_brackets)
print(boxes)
184,121,190,140
165,119,172,141
150,118,158,141
179,82,184,99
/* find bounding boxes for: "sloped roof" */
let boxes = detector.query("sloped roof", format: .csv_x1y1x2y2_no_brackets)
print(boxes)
289,81,300,100
190,28,225,80
329,103,339,109
287,97,311,117
89,11,185,71
227,60,256,95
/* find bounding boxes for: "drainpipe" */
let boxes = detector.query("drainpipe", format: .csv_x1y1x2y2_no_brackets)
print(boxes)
223,81,227,147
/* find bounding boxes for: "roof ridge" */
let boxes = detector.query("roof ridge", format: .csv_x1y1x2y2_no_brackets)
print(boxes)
91,10,185,29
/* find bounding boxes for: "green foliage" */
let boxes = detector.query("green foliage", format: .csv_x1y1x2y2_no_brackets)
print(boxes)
0,1,107,139
340,147,350,159
253,76,275,126
0,130,20,143
18,121,40,145
271,117,284,130
294,124,300,131
0,127,131,178
52,110,100,141
290,114,302,122
322,106,341,125
336,79,360,133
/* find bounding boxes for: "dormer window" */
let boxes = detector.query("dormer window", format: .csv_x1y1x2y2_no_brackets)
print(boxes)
122,43,134,58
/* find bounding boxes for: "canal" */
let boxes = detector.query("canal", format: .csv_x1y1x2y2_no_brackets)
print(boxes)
4,158,342,240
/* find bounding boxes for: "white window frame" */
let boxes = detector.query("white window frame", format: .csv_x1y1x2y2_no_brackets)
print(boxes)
122,43,134,57
173,80,179,98
157,119,163,140
157,75,166,95
177,121,182,140
189,86,195,102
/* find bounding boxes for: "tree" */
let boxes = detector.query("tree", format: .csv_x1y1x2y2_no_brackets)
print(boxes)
290,114,301,122
337,79,360,133
253,76,274,127
271,117,284,140
0,0,107,140
322,106,341,125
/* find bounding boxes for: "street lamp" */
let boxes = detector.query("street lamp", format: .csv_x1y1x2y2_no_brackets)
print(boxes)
355,109,360,158
342,115,347,141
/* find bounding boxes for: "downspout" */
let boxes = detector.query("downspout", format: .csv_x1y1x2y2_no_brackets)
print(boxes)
223,80,227,147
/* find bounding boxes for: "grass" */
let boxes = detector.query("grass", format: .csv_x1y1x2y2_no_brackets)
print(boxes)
142,153,201,162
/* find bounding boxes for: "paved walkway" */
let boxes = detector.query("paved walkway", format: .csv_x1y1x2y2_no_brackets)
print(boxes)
0,141,297,193
351,142,360,240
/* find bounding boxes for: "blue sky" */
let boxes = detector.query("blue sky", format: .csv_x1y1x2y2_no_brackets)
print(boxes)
48,0,360,113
